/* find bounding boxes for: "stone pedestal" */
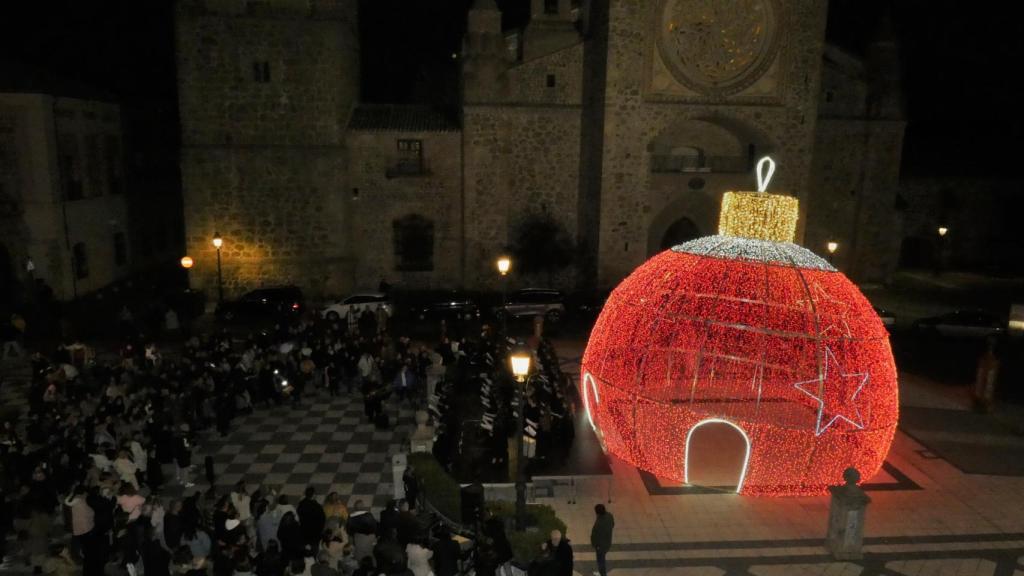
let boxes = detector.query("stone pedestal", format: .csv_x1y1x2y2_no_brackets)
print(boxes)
410,410,434,453
391,453,407,500
826,467,871,560
426,352,444,399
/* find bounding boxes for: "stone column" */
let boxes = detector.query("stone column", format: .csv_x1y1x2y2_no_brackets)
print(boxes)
826,467,871,560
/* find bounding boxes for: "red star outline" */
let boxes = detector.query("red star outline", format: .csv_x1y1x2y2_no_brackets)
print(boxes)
793,346,868,435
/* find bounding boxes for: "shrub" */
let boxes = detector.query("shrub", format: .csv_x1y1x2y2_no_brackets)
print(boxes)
408,453,461,522
486,501,567,565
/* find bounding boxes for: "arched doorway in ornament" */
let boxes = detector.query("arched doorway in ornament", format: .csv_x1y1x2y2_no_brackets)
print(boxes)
684,419,751,493
581,372,605,449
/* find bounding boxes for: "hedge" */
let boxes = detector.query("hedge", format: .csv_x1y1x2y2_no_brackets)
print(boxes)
486,500,567,565
408,453,461,522
409,453,568,565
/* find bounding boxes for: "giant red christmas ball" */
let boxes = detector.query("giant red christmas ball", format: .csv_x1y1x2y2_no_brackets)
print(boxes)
580,236,898,496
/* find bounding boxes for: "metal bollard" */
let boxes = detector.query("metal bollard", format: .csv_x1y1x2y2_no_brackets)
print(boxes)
826,467,871,560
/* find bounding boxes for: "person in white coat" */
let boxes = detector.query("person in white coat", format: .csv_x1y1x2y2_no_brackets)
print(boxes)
406,539,434,576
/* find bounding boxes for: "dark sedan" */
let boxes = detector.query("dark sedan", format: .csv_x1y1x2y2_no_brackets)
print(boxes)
912,309,1005,339
406,291,480,322
215,285,305,322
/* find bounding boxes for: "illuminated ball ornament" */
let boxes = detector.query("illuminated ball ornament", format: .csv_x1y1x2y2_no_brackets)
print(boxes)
581,157,898,496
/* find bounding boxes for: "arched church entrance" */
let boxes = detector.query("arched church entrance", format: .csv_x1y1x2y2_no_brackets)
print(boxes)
659,217,701,250
684,419,750,492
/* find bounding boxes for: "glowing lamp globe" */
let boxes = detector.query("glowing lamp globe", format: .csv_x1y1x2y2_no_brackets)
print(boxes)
580,158,898,496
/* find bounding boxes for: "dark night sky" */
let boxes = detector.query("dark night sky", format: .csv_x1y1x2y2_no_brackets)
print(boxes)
0,0,1020,178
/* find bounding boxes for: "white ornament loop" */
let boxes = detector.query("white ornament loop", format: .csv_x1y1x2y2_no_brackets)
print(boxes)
756,156,776,193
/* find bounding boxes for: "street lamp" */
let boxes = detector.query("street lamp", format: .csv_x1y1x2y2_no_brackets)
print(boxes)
212,232,224,304
25,258,36,306
509,346,532,531
826,241,838,264
497,255,511,335
180,256,194,269
935,226,949,276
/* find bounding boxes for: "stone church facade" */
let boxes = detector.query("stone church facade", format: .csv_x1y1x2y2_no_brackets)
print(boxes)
176,0,904,298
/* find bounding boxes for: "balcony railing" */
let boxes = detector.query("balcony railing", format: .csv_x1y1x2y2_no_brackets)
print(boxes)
650,155,751,174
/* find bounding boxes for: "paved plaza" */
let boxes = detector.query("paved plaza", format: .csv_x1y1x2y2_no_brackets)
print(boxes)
4,338,1024,576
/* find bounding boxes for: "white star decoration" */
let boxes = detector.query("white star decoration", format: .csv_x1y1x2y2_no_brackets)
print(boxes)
793,346,868,435
799,283,852,338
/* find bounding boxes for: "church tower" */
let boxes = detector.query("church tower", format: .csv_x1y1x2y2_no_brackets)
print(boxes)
175,0,360,297
865,9,904,121
462,0,508,103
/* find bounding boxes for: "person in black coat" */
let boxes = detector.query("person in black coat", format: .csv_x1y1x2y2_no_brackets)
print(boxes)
276,512,305,563
174,425,193,486
430,525,461,576
402,467,419,511
84,488,113,576
296,486,326,551
377,500,399,540
256,540,286,576
142,527,171,576
164,500,184,550
536,528,577,573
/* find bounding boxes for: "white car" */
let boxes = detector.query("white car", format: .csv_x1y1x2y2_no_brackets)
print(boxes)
321,293,392,322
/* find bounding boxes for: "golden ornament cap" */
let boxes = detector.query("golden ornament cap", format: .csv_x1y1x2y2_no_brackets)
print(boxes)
717,157,799,243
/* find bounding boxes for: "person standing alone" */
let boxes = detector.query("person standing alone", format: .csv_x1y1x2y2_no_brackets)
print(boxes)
590,504,615,576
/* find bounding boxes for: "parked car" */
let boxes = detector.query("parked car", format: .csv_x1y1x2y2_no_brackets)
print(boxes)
321,293,393,322
873,306,896,327
216,286,304,321
495,288,566,323
912,309,1005,338
407,291,480,321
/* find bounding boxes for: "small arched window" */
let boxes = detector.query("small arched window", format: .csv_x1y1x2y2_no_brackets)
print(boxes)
73,242,89,279
393,215,434,272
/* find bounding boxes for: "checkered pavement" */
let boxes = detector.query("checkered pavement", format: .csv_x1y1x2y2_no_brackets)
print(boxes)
199,391,416,510
1,355,415,511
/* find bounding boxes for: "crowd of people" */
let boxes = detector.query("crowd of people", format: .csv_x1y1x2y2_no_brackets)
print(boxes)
0,300,588,576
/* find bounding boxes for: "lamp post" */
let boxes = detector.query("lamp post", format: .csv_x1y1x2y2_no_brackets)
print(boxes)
25,258,35,306
497,255,511,335
936,226,948,276
509,346,531,531
212,232,224,304
826,241,838,265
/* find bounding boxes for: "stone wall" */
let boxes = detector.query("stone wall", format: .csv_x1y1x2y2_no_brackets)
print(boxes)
180,147,351,298
805,119,905,284
805,45,906,284
506,43,584,105
176,0,358,299
176,0,358,148
346,129,463,291
594,0,829,287
900,177,1024,274
462,105,582,290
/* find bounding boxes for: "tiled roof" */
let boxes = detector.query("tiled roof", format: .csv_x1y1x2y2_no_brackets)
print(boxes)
348,105,460,133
